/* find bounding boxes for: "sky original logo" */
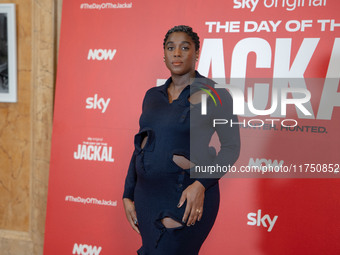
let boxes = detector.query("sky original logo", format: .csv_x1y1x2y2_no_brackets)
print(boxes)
86,94,110,113
247,209,278,232
87,49,116,61
233,0,259,12
72,243,102,255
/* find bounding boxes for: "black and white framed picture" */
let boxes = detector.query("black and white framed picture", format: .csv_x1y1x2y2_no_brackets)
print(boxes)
0,4,16,103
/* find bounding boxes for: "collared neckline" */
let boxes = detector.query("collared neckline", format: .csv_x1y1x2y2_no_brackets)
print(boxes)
157,71,214,103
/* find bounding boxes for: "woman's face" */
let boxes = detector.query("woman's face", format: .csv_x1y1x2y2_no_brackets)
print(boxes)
164,32,199,76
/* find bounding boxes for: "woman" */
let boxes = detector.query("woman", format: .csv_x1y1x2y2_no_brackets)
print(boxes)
123,25,240,255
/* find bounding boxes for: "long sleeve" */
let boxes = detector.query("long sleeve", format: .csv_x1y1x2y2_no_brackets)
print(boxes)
122,91,150,201
122,150,137,200
194,88,241,190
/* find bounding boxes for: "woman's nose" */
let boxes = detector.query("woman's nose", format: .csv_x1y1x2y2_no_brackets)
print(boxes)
174,47,181,57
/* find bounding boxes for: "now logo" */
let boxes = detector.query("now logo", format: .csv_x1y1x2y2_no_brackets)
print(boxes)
88,49,117,61
72,243,102,255
248,158,284,168
247,209,278,232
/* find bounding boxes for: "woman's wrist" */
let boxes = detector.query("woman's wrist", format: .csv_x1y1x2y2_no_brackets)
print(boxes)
193,180,206,191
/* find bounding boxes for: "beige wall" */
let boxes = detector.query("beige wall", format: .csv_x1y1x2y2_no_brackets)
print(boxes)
0,0,62,254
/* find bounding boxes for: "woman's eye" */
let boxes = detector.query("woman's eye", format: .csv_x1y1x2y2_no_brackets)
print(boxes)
167,47,174,51
182,47,189,50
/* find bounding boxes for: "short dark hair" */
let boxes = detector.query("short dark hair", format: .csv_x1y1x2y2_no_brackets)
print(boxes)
163,25,200,51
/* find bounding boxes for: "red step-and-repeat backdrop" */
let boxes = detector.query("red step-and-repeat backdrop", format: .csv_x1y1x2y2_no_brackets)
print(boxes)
44,1,340,254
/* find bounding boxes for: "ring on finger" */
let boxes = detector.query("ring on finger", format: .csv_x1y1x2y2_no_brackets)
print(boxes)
196,209,201,214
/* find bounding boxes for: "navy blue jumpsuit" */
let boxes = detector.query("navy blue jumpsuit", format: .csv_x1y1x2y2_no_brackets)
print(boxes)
123,72,240,255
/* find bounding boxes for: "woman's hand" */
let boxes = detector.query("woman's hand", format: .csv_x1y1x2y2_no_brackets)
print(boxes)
178,181,205,226
123,198,140,234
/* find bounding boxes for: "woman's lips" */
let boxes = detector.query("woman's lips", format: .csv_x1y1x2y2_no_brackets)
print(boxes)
172,61,183,66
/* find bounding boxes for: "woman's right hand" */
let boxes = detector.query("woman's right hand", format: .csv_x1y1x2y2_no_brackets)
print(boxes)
123,198,140,234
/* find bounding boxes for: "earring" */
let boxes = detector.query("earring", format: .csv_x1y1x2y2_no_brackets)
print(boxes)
163,56,165,62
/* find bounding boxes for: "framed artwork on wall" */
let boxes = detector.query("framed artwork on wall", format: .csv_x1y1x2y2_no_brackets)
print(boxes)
0,4,16,103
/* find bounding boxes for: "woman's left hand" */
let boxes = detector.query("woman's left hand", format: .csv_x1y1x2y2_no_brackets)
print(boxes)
178,181,205,226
